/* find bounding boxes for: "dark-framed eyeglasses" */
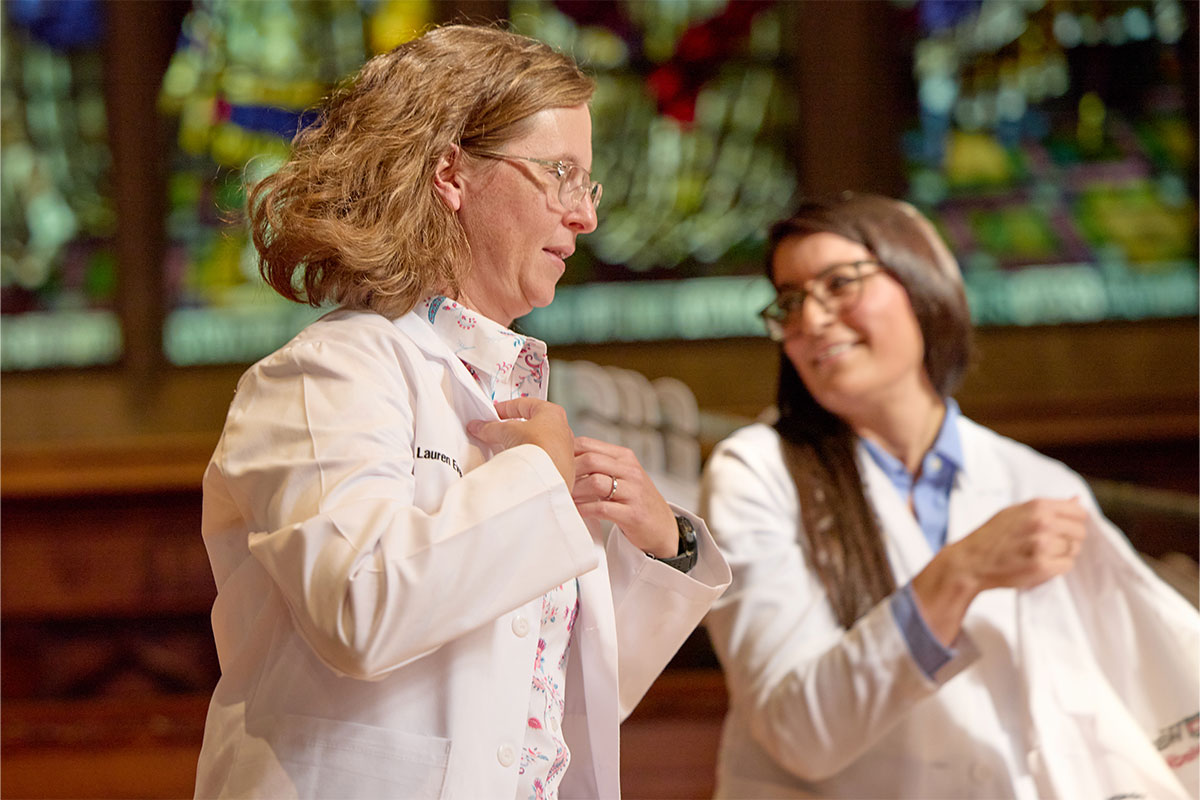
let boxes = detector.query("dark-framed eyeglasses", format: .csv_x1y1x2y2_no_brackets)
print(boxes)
471,150,602,211
759,259,883,341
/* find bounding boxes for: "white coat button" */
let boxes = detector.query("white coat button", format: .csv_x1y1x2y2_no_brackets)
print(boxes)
497,744,516,767
512,616,530,637
928,455,942,472
550,717,561,733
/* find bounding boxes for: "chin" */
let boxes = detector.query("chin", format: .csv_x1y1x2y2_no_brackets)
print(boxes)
528,286,557,311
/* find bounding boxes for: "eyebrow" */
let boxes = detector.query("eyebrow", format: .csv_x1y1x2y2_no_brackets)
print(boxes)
772,260,877,293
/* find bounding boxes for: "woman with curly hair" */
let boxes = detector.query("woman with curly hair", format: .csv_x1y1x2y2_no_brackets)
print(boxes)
194,25,729,800
702,193,1198,799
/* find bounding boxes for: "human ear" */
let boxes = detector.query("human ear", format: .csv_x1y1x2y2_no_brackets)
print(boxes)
432,144,465,212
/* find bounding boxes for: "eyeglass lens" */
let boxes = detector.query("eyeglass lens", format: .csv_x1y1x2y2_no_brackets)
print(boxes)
560,165,601,210
761,262,872,339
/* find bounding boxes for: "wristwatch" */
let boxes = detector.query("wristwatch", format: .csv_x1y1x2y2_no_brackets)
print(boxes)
653,515,698,573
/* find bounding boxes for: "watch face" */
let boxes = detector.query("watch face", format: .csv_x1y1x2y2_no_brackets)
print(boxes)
675,515,697,544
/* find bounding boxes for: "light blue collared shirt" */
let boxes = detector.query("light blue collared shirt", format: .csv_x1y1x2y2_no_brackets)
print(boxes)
863,400,964,680
861,398,963,553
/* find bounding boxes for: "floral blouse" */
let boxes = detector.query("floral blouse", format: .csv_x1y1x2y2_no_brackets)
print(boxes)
419,296,580,799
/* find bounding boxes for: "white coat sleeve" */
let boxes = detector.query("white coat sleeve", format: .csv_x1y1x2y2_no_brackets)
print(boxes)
700,427,978,782
208,336,599,681
604,507,732,720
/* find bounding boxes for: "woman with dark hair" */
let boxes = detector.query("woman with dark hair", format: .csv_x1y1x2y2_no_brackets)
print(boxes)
194,25,729,800
702,193,1197,798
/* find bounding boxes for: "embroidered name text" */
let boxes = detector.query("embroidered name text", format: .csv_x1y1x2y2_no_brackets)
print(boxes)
416,447,463,477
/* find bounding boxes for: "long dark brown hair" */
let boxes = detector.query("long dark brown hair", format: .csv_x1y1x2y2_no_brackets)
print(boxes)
769,193,973,628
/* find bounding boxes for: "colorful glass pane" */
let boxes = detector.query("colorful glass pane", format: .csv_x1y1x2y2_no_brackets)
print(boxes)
512,0,797,343
903,0,1198,325
0,1,120,369
158,0,432,365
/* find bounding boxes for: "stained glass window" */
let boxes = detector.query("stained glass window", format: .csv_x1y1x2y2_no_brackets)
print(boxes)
511,0,797,344
158,0,433,366
1,0,120,369
6,1,1193,371
903,0,1197,325
156,0,798,357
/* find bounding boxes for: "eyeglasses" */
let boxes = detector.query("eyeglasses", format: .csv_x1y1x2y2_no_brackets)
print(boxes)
472,150,602,211
759,260,883,341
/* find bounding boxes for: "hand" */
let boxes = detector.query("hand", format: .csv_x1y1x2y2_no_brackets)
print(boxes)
571,436,677,558
466,398,575,486
952,497,1089,592
912,497,1088,645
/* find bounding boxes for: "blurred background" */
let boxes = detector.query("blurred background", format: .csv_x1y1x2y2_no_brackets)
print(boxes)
1,1,1196,797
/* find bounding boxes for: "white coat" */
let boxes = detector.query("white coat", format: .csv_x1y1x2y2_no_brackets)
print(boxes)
702,418,1199,799
193,308,731,800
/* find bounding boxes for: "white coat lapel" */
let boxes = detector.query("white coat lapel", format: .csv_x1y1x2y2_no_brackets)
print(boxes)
946,419,1013,546
392,310,502,427
856,445,931,580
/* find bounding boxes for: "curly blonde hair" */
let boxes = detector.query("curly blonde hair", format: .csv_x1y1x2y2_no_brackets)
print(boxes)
249,25,595,318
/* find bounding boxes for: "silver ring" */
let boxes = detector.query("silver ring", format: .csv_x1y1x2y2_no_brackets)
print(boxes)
605,475,618,501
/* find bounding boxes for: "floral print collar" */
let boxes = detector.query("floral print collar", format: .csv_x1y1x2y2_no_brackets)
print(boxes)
418,296,548,402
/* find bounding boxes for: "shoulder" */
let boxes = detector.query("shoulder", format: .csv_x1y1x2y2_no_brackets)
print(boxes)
708,423,785,474
702,423,794,512
712,422,783,457
224,310,442,421
248,309,426,380
286,308,413,356
957,415,1090,497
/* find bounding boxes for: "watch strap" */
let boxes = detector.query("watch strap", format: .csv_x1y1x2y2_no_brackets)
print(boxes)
653,515,698,573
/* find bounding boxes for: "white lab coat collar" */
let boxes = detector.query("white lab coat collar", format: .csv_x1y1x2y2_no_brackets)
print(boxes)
391,308,503,427
855,416,1011,577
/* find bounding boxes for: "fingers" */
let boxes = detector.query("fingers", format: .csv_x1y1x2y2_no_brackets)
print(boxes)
467,400,575,485
572,439,637,502
574,438,638,477
1045,496,1089,523
569,438,678,556
575,490,677,558
1026,498,1089,551
466,417,519,449
467,399,567,439
573,435,628,458
571,471,616,503
493,397,547,421
959,497,1090,592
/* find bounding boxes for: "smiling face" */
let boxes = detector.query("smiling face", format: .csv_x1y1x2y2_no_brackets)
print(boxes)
442,104,597,327
772,232,933,425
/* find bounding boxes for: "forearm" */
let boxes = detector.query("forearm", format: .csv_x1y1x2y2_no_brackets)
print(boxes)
910,545,983,646
246,445,599,679
741,596,960,781
608,509,731,718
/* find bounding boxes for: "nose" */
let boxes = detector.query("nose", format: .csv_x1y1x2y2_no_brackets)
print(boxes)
796,292,834,336
565,195,598,234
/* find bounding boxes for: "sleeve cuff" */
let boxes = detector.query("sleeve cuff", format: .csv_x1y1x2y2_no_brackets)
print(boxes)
890,581,956,681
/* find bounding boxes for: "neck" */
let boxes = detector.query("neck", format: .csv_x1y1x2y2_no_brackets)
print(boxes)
449,289,514,329
848,378,946,475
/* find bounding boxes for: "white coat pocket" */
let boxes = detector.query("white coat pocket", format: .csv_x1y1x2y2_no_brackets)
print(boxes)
226,713,452,799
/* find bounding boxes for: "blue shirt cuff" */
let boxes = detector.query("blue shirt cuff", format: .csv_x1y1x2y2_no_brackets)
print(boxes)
890,581,955,681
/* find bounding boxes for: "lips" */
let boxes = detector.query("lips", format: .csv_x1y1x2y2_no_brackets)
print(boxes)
811,340,857,366
543,246,574,260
